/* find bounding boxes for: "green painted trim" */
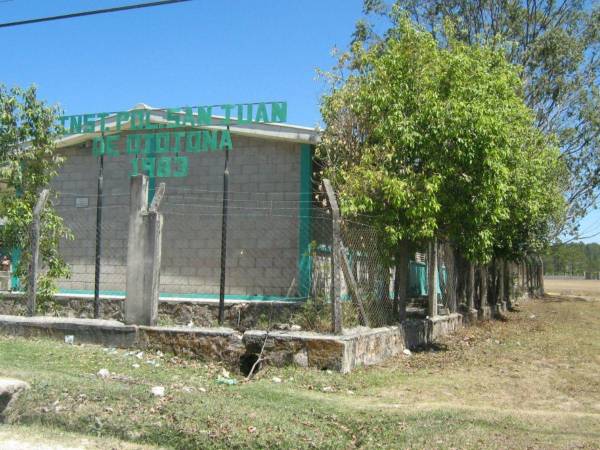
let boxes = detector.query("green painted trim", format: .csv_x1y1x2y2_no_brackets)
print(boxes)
10,248,20,290
55,288,304,303
11,184,22,290
297,144,313,297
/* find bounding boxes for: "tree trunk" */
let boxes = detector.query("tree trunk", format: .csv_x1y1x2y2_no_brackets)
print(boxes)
393,240,409,322
538,255,544,297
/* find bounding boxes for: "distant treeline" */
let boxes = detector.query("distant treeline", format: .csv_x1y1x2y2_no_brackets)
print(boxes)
543,243,600,275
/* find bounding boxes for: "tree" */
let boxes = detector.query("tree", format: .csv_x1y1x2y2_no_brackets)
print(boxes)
360,0,600,237
318,17,565,264
0,85,71,310
318,16,567,314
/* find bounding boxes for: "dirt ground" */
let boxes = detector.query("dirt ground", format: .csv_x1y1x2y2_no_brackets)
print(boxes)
544,277,600,297
1,293,600,449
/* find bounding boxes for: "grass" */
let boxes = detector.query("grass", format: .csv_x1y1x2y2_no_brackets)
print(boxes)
1,294,600,449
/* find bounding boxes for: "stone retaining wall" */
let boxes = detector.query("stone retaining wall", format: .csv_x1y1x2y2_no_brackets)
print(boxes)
0,295,301,331
0,311,466,373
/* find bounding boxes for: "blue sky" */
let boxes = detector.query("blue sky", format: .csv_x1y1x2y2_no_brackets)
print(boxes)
1,0,598,242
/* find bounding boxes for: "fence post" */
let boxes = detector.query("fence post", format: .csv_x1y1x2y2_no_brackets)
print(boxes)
427,238,438,318
323,179,342,334
125,175,164,326
93,153,104,319
27,189,50,316
394,240,409,322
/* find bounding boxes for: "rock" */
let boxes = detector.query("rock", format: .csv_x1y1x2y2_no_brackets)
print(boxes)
403,348,412,356
97,369,110,378
290,325,302,332
322,386,335,392
271,377,282,384
293,350,308,367
0,378,30,417
151,386,165,397
529,314,536,319
64,335,74,345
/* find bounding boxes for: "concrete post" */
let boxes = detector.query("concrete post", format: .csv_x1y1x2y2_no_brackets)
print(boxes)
427,238,438,318
125,175,164,326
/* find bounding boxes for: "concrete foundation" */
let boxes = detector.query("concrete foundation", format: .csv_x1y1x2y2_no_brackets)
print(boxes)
0,311,465,373
0,315,137,347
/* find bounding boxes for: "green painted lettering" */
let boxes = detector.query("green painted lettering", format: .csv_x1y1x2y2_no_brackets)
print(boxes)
126,135,142,154
116,112,130,131
58,116,69,129
92,136,104,156
255,103,268,122
130,110,145,130
219,130,233,150
222,104,234,124
167,108,181,128
105,135,120,156
237,104,252,124
186,131,202,152
271,102,287,123
156,157,171,177
144,111,157,129
183,107,195,127
155,132,170,153
69,115,82,134
97,113,109,132
202,130,218,151
172,132,186,153
141,157,155,177
173,156,189,177
83,114,96,133
197,106,212,125
142,134,154,154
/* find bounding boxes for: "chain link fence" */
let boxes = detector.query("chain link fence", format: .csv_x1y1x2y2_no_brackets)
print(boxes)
3,181,544,331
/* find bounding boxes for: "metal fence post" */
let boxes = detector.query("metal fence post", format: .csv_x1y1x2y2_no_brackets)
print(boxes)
323,179,342,334
218,143,230,326
93,153,104,319
27,189,50,316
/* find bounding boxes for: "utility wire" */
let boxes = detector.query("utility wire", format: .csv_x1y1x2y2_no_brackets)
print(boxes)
0,0,192,29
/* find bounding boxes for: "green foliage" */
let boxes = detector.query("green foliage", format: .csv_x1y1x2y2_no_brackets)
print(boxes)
318,17,565,263
370,0,600,237
543,242,600,275
0,85,72,310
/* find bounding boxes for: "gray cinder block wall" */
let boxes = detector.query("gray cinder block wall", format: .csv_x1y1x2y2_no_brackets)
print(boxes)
51,130,305,298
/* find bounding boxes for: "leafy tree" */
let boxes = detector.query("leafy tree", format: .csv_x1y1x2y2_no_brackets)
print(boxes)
318,17,565,265
359,0,600,237
0,85,71,310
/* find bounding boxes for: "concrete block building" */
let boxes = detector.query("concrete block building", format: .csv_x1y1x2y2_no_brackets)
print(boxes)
51,104,320,301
